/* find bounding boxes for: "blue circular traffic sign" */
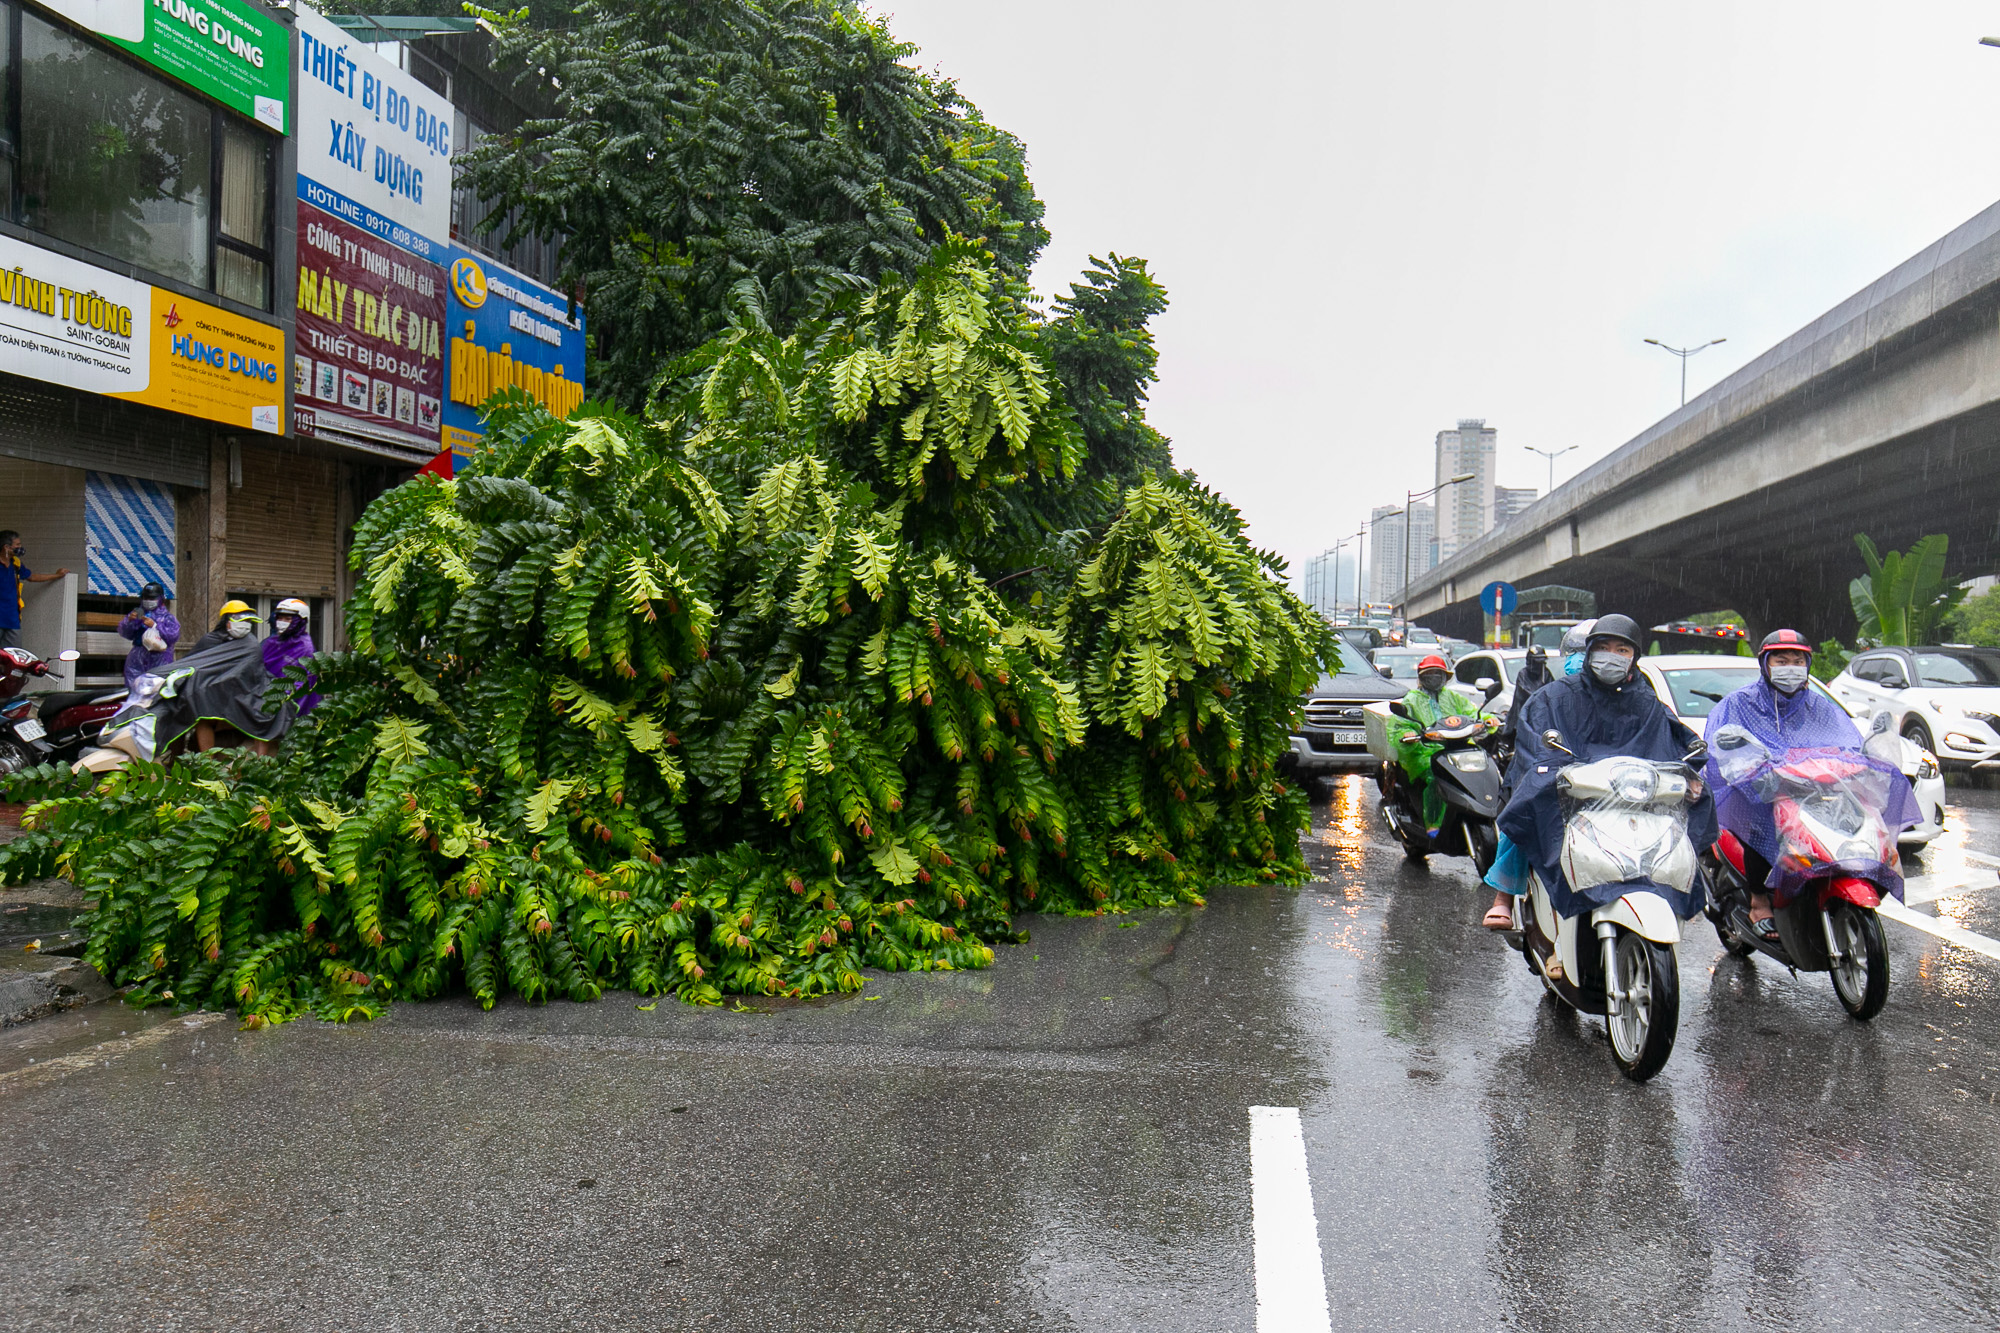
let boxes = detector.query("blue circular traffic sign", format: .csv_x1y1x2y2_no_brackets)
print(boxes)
1479,581,1517,615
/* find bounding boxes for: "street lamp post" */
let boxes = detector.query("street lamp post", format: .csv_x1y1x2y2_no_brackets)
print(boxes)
1644,337,1726,407
1523,444,1578,494
1400,473,1477,626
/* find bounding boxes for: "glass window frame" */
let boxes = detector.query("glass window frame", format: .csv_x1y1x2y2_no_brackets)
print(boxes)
0,0,276,310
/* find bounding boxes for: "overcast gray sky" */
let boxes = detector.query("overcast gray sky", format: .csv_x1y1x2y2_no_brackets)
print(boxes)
873,1,2000,592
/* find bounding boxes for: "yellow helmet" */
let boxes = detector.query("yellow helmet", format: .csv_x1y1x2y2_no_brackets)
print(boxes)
218,599,256,618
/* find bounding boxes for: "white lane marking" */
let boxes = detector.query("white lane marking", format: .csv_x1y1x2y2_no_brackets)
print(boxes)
1902,871,2000,906
1961,850,2000,870
1248,1106,1332,1333
1878,899,2000,962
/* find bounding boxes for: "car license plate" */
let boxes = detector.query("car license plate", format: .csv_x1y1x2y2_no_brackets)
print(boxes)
13,718,44,742
1333,729,1366,745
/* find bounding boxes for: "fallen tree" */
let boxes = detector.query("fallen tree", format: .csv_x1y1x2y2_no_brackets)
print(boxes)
0,248,1333,1023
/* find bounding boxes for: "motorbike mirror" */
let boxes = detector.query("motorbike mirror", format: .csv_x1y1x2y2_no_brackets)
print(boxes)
57,649,79,662
1868,710,1893,736
1541,728,1574,756
1683,741,1708,769
1475,677,1500,698
1388,700,1410,719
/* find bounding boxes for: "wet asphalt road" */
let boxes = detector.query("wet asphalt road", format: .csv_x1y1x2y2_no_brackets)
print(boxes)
6,778,2000,1331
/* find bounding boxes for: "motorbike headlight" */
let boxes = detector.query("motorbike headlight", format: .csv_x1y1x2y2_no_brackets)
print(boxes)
1609,762,1657,803
1916,753,1939,780
1445,750,1489,773
1838,839,1875,862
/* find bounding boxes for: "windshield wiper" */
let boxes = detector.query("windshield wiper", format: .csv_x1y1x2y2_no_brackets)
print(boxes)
1691,689,1726,702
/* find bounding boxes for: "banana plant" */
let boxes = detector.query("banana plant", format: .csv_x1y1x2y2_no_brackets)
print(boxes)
1850,533,1967,646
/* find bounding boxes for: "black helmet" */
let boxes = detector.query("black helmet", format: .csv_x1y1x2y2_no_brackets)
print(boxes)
1587,613,1642,652
140,581,166,601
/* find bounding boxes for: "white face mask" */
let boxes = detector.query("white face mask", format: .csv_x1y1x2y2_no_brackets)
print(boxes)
226,617,253,639
1768,663,1809,694
1588,650,1630,685
140,598,159,611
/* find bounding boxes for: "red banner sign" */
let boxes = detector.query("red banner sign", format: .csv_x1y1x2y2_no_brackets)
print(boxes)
291,200,445,450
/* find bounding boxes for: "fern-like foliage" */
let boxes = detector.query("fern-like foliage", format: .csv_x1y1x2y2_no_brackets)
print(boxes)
0,247,1335,1024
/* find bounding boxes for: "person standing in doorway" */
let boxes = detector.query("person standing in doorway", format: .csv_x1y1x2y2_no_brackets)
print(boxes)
117,581,180,688
0,530,70,650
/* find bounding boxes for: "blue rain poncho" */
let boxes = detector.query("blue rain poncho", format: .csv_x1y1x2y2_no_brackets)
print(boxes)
1703,677,1919,903
1498,666,1716,919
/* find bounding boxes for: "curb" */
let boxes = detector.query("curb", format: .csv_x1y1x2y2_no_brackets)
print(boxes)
0,960,113,1028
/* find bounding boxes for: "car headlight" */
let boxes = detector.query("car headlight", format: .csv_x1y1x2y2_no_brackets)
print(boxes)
1609,762,1657,803
1962,710,2000,730
1445,750,1489,772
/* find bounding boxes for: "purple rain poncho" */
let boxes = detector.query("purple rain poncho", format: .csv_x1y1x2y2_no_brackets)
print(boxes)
1703,677,1919,904
261,627,321,715
117,608,180,688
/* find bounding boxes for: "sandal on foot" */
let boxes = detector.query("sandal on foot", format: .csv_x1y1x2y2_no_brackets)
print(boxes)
1750,916,1779,942
1482,905,1514,930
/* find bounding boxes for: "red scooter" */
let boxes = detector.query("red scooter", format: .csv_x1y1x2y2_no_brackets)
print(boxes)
0,646,119,773
1701,726,1905,1021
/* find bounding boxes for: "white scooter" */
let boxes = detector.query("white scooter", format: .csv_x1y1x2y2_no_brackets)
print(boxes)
1516,729,1708,1082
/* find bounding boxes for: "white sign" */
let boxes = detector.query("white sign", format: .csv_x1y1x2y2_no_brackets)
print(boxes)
0,231,151,397
295,5,453,246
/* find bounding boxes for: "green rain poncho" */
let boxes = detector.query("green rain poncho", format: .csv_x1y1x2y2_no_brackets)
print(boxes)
1392,683,1487,829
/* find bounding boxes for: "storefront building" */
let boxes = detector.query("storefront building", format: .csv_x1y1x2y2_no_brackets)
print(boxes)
3,3,581,689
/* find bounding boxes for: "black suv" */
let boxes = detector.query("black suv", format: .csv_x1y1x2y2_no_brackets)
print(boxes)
1284,663,1406,789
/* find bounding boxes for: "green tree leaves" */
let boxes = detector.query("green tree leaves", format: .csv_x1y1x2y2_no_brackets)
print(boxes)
0,249,1335,1024
1851,533,1967,646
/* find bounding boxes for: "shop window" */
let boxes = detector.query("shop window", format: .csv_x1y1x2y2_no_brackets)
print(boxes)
6,4,275,310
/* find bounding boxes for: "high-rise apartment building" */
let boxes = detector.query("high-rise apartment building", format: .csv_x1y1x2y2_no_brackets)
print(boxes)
1367,501,1434,607
1435,419,1498,562
1494,486,1538,527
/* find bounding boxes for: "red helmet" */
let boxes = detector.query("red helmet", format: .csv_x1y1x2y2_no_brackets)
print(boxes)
1418,654,1450,675
1756,628,1813,661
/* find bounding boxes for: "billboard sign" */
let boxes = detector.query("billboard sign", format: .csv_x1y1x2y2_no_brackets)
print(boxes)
442,248,585,458
292,191,445,450
35,0,289,131
291,5,451,451
295,5,452,256
0,229,283,431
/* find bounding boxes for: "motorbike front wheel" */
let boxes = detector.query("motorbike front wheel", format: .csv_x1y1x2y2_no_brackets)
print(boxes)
1606,929,1679,1082
1828,903,1890,1021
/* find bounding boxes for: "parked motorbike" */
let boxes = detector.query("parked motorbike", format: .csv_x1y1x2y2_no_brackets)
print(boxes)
0,646,82,773
1700,720,1905,1020
1515,730,1708,1082
1373,677,1506,873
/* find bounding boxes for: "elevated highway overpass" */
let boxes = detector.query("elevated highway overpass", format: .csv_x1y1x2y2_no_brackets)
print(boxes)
1409,200,2000,644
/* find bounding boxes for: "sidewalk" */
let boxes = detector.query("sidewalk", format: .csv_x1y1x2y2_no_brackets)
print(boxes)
0,801,110,1026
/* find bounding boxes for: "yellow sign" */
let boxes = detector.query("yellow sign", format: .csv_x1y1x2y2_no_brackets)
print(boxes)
112,293,285,433
0,231,283,433
449,256,488,309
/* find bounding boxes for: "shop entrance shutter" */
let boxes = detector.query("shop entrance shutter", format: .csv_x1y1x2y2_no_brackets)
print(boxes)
84,471,176,597
226,448,340,598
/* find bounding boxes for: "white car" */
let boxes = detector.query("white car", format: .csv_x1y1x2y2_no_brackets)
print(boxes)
1826,646,2000,772
1448,647,1533,720
1635,654,1945,848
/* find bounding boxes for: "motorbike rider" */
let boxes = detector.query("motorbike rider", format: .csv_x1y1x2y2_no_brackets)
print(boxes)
1703,628,1917,941
1389,653,1497,833
1482,623,1594,927
189,600,261,655
116,582,180,689
1497,614,1716,936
